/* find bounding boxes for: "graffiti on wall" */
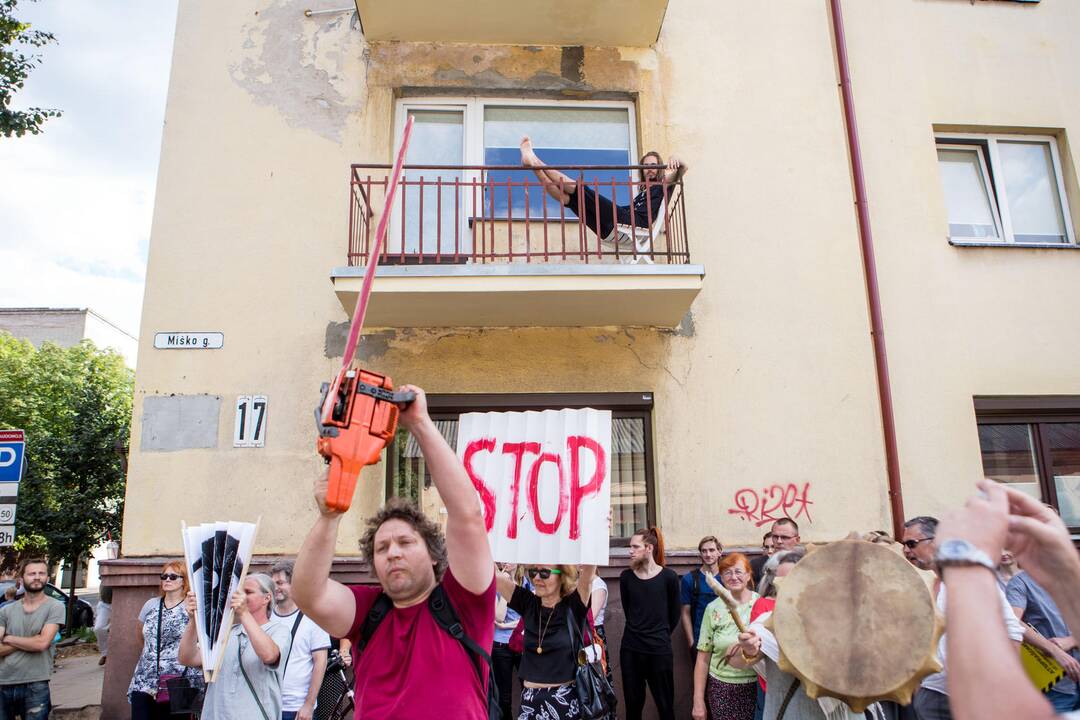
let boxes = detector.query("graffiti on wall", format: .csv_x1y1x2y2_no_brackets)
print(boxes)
728,482,813,527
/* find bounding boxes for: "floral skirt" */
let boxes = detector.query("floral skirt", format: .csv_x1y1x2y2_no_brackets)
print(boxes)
519,684,582,720
706,675,757,720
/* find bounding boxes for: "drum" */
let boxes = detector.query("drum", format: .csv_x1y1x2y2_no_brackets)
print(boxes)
769,539,943,712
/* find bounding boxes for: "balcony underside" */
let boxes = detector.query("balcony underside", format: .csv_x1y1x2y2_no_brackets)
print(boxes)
331,263,703,328
353,0,669,47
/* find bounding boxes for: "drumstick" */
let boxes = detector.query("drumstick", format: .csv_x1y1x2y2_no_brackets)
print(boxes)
704,572,749,633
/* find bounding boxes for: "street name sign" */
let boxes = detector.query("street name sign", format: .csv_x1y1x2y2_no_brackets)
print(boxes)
154,332,224,350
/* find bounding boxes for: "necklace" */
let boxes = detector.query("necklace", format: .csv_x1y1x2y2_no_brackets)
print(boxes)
536,604,556,655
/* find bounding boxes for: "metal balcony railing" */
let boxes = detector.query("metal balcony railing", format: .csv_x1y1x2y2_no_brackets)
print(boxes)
347,164,690,266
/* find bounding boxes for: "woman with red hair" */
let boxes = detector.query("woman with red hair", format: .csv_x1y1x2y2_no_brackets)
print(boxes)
691,553,759,720
127,561,196,719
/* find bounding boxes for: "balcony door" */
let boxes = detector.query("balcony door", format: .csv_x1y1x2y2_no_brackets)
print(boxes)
393,106,474,260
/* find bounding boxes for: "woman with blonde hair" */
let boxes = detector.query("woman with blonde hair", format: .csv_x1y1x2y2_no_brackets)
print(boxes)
692,553,759,720
179,572,290,720
496,563,598,719
127,561,195,719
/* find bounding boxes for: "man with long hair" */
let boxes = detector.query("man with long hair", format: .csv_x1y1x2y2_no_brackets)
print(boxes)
620,527,680,720
292,386,494,719
0,559,65,720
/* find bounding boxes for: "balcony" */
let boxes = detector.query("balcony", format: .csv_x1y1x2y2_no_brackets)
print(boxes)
353,0,669,47
330,163,704,328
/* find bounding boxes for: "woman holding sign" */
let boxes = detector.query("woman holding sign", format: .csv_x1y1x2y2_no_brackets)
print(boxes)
496,564,597,719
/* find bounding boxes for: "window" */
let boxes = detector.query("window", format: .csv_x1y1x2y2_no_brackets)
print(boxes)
385,393,655,542
393,98,637,253
935,134,1074,246
974,396,1080,531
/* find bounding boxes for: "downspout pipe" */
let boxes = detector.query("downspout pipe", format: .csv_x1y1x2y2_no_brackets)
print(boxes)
827,0,907,538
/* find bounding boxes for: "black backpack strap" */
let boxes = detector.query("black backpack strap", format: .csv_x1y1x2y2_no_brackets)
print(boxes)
281,610,304,681
427,585,501,720
356,593,393,654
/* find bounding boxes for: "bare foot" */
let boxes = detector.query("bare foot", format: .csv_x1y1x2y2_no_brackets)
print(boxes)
520,136,541,167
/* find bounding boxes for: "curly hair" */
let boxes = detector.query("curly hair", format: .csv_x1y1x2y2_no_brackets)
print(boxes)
359,497,448,581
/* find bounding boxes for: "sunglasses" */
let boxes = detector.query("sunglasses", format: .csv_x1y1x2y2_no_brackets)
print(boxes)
160,573,182,581
902,537,934,550
526,568,562,580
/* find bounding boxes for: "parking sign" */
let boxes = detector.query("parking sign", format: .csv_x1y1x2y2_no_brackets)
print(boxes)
0,430,25,484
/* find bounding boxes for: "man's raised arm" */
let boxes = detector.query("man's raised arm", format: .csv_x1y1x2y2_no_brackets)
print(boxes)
293,470,360,638
397,385,493,594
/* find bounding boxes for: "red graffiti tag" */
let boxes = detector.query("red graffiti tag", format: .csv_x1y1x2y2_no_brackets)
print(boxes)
463,437,497,532
727,483,813,527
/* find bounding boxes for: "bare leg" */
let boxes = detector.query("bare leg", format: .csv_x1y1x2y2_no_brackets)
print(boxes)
520,136,576,204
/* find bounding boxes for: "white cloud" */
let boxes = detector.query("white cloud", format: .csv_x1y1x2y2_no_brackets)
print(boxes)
0,0,178,339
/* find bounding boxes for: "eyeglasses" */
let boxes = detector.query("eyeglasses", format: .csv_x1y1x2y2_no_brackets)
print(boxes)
526,568,562,580
720,569,746,579
902,537,934,550
160,573,182,581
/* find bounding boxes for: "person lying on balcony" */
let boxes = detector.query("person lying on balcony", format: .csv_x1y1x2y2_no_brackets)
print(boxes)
520,136,688,242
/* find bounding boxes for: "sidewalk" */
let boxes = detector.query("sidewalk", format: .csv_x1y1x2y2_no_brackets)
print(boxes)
51,650,103,719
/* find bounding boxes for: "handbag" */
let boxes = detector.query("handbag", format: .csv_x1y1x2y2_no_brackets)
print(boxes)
153,598,180,704
508,617,524,654
565,606,617,719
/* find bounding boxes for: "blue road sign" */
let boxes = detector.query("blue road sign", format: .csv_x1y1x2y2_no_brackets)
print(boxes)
0,430,26,484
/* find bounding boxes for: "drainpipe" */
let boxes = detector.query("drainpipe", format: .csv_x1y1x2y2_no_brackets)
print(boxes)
827,0,907,538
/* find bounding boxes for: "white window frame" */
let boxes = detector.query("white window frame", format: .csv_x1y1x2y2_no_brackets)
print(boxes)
935,132,1076,246
393,97,639,239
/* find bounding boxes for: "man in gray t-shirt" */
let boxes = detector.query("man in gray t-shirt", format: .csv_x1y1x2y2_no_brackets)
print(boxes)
0,559,66,720
1007,570,1080,713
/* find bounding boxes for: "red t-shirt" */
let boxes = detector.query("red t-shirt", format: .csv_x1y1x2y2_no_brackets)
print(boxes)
346,569,495,720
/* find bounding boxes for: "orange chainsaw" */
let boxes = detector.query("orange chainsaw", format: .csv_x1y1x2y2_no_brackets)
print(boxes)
316,116,415,512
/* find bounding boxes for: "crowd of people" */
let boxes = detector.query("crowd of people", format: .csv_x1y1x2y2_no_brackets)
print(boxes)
2,386,1076,720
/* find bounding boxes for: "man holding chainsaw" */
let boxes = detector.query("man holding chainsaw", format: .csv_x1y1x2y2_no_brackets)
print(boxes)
293,385,496,719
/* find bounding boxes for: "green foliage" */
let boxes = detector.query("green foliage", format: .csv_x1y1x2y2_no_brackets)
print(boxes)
1,0,61,137
0,332,133,567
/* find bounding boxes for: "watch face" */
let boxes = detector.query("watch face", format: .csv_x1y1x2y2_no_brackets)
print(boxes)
938,539,970,561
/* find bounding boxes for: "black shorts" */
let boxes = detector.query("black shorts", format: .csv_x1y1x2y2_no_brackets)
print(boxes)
565,185,632,240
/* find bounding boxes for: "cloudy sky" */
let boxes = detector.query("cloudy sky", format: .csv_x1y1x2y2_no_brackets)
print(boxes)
0,0,178,339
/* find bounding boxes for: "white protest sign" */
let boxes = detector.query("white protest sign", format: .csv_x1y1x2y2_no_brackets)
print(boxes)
457,408,611,565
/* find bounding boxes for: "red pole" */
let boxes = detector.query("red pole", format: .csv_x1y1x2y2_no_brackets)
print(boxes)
829,0,906,538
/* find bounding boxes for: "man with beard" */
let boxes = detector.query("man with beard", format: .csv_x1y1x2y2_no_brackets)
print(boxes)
620,527,680,720
0,559,66,720
292,386,495,720
271,560,331,720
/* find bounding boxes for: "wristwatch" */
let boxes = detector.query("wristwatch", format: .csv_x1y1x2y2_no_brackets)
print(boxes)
934,539,997,574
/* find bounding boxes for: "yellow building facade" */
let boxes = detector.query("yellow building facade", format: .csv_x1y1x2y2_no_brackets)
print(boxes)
101,1,1080,717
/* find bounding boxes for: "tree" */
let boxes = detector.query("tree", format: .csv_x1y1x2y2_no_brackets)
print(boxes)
0,332,132,629
1,0,60,138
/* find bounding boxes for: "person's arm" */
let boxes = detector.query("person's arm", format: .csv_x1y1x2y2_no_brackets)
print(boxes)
691,650,710,720
339,637,352,668
589,581,608,623
666,571,681,633
495,569,518,602
1052,636,1077,652
680,605,695,648
937,482,1057,720
1012,613,1080,682
664,156,688,184
619,571,630,618
2,622,59,653
298,648,328,720
178,592,202,667
232,593,280,666
399,386,493,594
1002,485,1080,633
293,471,361,639
576,565,596,606
728,630,763,670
